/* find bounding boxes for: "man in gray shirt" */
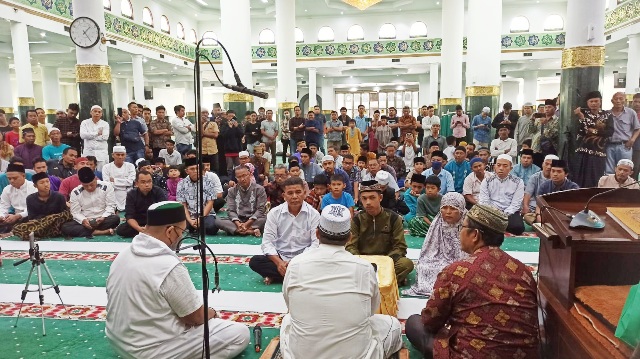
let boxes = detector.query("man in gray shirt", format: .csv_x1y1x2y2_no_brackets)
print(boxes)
261,109,279,166
217,165,268,236
514,102,535,149
607,92,640,174
326,110,344,150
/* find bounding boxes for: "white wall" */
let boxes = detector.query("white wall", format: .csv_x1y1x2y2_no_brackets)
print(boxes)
501,80,521,108
538,82,561,101
502,3,567,34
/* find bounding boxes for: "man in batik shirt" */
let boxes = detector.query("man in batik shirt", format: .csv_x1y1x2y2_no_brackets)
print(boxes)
405,204,539,359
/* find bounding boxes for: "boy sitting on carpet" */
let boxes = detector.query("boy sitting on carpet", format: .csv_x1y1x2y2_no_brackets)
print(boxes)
403,173,426,223
409,175,442,237
165,166,181,201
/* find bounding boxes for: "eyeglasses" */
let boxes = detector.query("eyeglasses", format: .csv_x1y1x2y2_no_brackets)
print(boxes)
168,225,187,236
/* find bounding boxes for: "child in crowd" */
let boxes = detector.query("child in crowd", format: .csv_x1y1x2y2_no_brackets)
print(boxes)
305,174,328,212
357,155,368,172
521,139,532,150
443,135,457,161
359,144,369,159
5,117,20,147
292,140,306,164
346,119,363,157
321,175,355,216
403,173,426,222
340,144,350,158
308,143,324,163
409,175,443,236
375,116,393,153
400,133,418,172
166,165,182,201
405,157,427,189
289,160,305,181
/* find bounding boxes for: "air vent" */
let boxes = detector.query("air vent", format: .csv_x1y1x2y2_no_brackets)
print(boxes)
160,54,165,59
346,60,354,64
556,72,561,76
166,84,170,87
613,70,619,74
392,59,400,63
271,63,277,67
501,74,507,78
606,35,612,40
523,53,533,57
183,61,188,65
302,81,306,84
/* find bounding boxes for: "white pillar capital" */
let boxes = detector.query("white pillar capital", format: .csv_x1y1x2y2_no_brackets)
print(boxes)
440,0,464,100
221,0,252,91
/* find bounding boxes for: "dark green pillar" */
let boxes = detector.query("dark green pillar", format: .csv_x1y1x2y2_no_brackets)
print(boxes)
17,97,35,125
465,86,500,142
438,98,462,117
186,112,196,123
76,65,115,152
45,109,57,125
224,93,254,119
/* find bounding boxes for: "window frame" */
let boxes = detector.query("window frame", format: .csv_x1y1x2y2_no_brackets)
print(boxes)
347,24,365,41
121,0,134,19
409,21,428,38
176,22,185,40
202,31,218,46
103,0,111,11
543,14,564,31
160,15,170,34
509,16,530,33
142,7,153,27
378,23,397,40
258,28,276,44
295,27,304,43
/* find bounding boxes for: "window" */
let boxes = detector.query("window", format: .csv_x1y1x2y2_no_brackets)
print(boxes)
121,0,133,19
188,29,197,44
202,31,218,46
160,15,170,34
259,28,275,44
379,23,396,39
295,27,304,43
103,0,111,11
544,15,564,31
510,16,530,33
409,21,428,38
176,22,185,40
347,25,364,41
142,7,153,27
318,26,334,42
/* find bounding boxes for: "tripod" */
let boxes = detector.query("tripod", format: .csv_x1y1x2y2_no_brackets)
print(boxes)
13,232,69,336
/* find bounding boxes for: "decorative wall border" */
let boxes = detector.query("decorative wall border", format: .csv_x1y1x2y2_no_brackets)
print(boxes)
605,0,640,33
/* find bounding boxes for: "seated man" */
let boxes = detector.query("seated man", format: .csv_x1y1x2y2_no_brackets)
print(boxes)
421,151,455,195
249,177,319,284
479,154,525,235
264,164,289,209
346,180,414,284
106,201,249,358
512,149,541,186
116,170,168,238
598,159,640,189
217,165,267,236
59,157,91,200
403,173,426,222
13,172,72,240
176,158,218,235
102,146,136,212
0,163,37,234
32,157,61,192
405,204,539,358
299,148,323,184
0,157,33,194
522,154,557,225
47,146,78,179
532,159,579,223
280,204,403,359
463,157,493,209
489,124,518,162
62,167,120,238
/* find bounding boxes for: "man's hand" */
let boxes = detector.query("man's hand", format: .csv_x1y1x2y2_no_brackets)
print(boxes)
276,261,289,277
96,217,105,225
522,206,530,215
4,214,21,224
115,115,123,124
574,107,585,119
228,180,236,187
625,139,635,149
504,149,510,154
82,219,93,230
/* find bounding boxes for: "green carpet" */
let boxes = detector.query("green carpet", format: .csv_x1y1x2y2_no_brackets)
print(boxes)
404,235,539,252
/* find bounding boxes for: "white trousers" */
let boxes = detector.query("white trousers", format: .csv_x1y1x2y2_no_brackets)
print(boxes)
110,318,250,359
113,188,130,212
279,313,403,359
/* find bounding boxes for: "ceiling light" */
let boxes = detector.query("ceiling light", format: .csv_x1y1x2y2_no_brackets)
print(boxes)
341,11,344,14
350,75,353,78
37,62,40,65
350,87,358,92
143,57,148,62
436,1,440,4
342,0,382,10
117,72,121,75
396,85,405,90
28,41,48,44
262,0,268,3
195,13,198,17
304,9,307,11
195,0,208,5
174,66,178,70
374,86,380,91
605,55,609,58
40,32,46,37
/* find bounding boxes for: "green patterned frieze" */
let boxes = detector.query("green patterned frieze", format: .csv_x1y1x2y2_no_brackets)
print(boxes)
605,0,640,32
11,0,73,19
500,32,565,50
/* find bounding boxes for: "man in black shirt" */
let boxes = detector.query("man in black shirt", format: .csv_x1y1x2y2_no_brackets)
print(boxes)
115,170,167,238
491,102,520,139
47,147,78,179
289,106,306,150
12,172,71,240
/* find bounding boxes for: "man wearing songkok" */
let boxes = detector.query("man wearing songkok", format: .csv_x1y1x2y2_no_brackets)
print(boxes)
106,201,249,359
478,154,525,235
62,167,120,238
512,148,541,185
522,154,558,225
463,157,494,208
13,172,72,240
249,177,319,284
0,164,37,234
80,105,110,170
598,159,640,189
280,204,403,358
489,124,518,161
102,146,136,212
176,158,219,235
58,157,91,200
530,159,579,223
217,165,267,236
405,205,539,359
115,170,168,238
346,180,414,284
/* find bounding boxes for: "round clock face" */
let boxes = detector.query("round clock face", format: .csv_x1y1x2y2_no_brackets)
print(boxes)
69,17,100,49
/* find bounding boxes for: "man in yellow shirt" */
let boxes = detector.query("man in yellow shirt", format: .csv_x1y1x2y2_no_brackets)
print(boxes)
20,109,50,146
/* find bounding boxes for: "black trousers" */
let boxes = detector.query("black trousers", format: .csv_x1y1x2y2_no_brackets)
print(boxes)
248,255,284,282
115,221,144,238
405,314,434,359
507,212,525,235
61,215,121,238
281,139,290,163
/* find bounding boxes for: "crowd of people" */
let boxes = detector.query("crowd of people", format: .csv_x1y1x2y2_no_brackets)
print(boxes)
0,90,639,358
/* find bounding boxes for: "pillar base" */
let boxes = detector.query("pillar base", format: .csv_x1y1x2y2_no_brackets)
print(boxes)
0,107,15,118
438,98,462,116
17,97,35,125
224,93,254,118
465,86,500,142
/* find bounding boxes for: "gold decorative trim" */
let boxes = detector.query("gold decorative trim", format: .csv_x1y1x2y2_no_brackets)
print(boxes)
186,112,196,116
18,97,35,107
561,46,605,69
439,98,462,106
278,102,298,109
322,110,332,115
0,107,14,114
465,86,500,97
627,94,635,102
223,93,254,102
45,109,57,115
76,65,112,84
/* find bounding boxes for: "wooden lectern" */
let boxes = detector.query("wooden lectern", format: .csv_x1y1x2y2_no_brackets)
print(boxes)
534,188,640,358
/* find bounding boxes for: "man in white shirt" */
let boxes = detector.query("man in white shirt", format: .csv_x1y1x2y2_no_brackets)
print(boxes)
106,201,249,359
170,104,196,157
0,163,37,234
158,139,182,166
463,157,494,208
249,176,320,284
80,105,110,170
489,124,518,162
280,204,403,359
61,167,120,238
102,146,136,212
479,154,525,235
420,105,441,149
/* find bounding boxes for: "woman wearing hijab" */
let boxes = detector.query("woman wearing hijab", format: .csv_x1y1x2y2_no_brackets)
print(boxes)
402,192,467,297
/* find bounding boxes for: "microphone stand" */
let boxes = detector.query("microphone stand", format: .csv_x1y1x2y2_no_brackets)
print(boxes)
569,179,640,229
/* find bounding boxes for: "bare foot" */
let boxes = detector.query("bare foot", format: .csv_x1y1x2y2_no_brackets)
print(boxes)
253,228,261,237
263,277,273,285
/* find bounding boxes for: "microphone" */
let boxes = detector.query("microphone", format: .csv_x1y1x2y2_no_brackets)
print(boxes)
569,180,640,229
253,325,262,352
223,84,269,99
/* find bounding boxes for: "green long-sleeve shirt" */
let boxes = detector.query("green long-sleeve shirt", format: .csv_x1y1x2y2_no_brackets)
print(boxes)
346,208,408,259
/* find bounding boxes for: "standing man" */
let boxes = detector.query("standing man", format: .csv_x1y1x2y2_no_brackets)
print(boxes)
114,108,148,164
304,111,323,152
54,103,81,150
80,105,110,170
423,124,446,151
530,99,560,167
514,102,535,149
387,107,400,138
491,102,519,139
289,106,306,153
47,147,78,179
102,146,137,212
630,93,640,178
149,105,173,159
606,92,640,174
470,107,492,148
326,110,344,151
354,105,370,143
171,105,196,157
450,105,470,145
398,106,418,142
115,170,168,238
201,109,220,173
280,109,291,163
42,128,70,161
338,107,351,145
220,110,245,175
260,109,279,166
217,165,267,236
20,109,50,147
14,128,42,169
420,105,441,150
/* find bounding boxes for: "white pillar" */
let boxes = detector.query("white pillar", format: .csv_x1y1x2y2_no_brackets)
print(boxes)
41,66,61,112
626,34,640,95
0,58,13,112
275,0,297,103
10,22,34,100
320,77,335,110
465,0,501,88
429,63,439,106
113,78,129,107
523,71,539,103
73,2,108,66
220,0,252,87
182,81,195,112
566,0,606,49
308,68,317,109
440,0,464,102
418,74,429,107
132,55,145,103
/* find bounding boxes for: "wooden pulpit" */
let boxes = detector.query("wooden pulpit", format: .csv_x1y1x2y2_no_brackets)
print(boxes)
534,188,640,358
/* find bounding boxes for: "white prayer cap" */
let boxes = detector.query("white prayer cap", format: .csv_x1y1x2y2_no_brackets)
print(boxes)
318,204,351,237
544,154,559,161
322,155,335,163
375,170,391,185
48,127,60,134
238,151,250,158
135,158,146,167
90,105,102,111
617,159,634,168
523,102,534,107
482,107,491,114
496,154,513,164
112,145,126,153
